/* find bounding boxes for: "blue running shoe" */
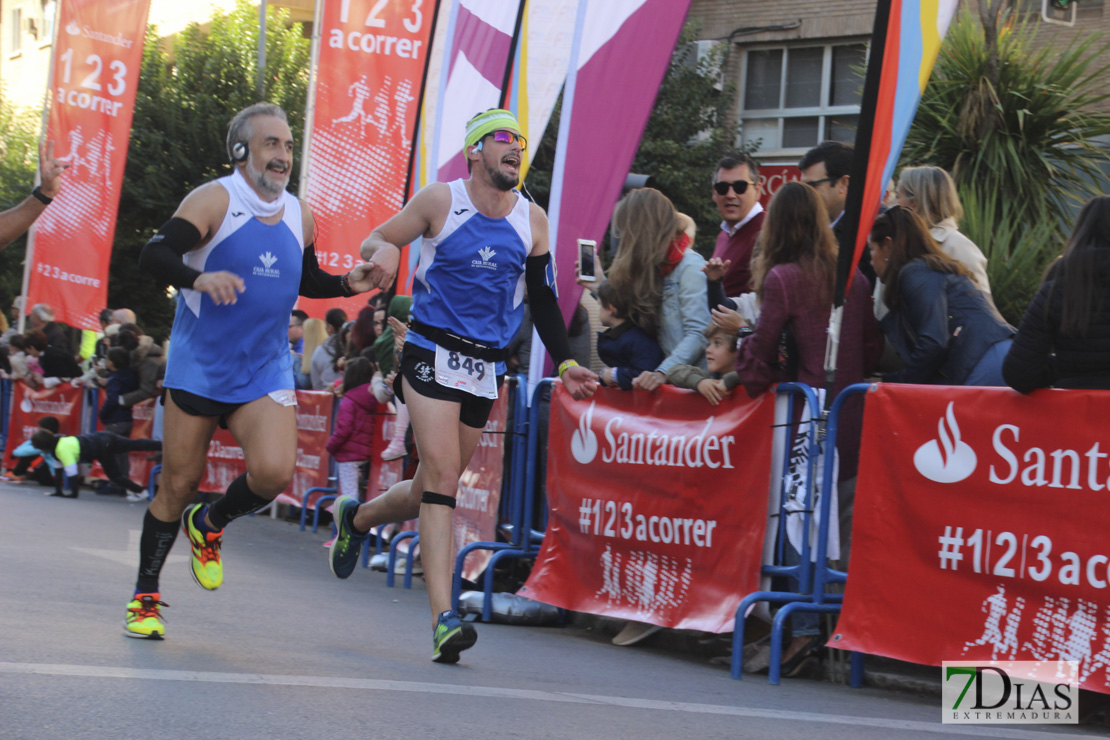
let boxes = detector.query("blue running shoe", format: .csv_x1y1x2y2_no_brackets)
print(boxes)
432,610,477,664
328,496,367,579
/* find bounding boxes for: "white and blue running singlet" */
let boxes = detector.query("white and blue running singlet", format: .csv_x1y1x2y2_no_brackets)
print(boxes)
408,179,531,374
163,175,304,403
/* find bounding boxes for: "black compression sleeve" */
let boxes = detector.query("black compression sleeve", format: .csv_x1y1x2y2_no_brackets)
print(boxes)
299,244,352,299
139,218,204,289
525,254,572,367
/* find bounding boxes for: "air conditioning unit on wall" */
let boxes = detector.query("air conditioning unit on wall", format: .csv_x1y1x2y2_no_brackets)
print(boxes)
1041,0,1077,27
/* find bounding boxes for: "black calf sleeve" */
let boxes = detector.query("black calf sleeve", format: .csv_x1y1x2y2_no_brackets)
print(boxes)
421,491,457,509
136,510,181,594
208,474,272,529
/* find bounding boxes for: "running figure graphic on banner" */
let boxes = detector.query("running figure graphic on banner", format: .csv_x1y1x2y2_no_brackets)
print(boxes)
326,108,598,665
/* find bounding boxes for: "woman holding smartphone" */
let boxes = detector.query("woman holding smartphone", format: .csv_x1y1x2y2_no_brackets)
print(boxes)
603,188,711,390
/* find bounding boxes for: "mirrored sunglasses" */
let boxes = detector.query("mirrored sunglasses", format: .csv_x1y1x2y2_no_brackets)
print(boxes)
490,129,527,151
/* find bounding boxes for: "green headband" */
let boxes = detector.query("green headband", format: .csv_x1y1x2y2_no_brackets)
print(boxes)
465,109,521,148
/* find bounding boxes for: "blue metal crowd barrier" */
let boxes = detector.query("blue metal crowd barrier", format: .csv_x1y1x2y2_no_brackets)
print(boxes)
731,381,869,686
730,382,822,681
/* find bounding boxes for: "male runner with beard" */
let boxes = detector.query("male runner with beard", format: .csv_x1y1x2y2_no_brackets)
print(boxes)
123,103,397,639
326,109,597,663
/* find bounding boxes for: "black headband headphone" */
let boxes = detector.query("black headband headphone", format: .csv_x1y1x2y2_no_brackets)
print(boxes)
230,141,248,163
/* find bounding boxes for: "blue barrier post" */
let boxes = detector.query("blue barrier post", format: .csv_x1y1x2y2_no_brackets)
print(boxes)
731,382,822,680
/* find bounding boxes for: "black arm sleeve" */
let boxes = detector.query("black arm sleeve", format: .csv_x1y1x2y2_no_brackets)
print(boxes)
299,244,352,299
707,279,737,312
525,254,573,367
138,218,204,289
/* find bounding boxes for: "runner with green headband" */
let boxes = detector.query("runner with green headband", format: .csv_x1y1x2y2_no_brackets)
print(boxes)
327,108,598,664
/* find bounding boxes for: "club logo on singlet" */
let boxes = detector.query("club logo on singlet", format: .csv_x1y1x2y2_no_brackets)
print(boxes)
472,246,498,271
254,251,280,278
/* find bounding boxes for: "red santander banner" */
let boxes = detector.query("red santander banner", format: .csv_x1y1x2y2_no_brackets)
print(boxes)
519,384,774,632
27,0,150,330
834,384,1110,695
207,391,332,507
300,0,438,315
3,383,83,466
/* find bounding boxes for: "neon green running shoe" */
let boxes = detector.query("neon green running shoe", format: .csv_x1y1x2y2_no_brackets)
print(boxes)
182,503,223,590
123,593,167,639
432,610,477,664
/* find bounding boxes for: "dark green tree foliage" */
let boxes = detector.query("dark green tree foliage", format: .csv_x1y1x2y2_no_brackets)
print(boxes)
112,1,310,340
526,22,742,259
901,6,1110,325
630,24,742,258
0,94,42,311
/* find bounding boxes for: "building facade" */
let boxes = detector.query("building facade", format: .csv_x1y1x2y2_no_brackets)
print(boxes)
687,0,1110,169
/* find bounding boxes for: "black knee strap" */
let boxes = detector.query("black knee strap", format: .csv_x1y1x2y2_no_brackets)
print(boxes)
421,491,457,509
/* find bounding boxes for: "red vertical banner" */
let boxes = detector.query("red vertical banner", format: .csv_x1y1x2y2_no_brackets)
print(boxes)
300,0,438,317
3,384,84,466
201,391,332,507
290,391,333,506
26,0,151,331
455,380,507,582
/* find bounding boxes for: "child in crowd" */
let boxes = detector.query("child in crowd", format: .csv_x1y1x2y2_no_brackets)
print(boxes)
326,357,378,499
666,324,742,405
4,416,62,485
595,280,664,390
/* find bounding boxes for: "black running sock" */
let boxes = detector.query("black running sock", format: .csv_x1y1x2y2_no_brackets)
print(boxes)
136,509,180,594
346,503,370,537
207,473,271,530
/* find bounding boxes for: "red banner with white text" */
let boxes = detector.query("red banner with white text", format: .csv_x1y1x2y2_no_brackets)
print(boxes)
205,391,332,507
300,0,438,315
26,0,150,330
519,384,774,633
3,383,84,467
834,384,1110,695
455,381,507,582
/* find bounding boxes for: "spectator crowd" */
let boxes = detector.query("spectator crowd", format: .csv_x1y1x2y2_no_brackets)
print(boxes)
2,139,1108,683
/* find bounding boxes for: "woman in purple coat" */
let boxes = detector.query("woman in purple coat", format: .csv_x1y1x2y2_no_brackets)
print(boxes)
326,357,379,499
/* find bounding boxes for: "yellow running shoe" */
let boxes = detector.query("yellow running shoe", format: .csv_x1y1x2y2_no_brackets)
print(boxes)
182,503,223,590
124,593,168,639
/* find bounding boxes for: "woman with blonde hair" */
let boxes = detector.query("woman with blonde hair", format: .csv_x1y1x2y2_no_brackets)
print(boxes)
895,165,990,295
296,318,328,389
606,188,710,391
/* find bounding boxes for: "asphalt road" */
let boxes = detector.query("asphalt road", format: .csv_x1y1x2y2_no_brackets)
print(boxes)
0,481,1101,740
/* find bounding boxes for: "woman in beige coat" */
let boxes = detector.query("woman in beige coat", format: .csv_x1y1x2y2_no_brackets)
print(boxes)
875,165,991,320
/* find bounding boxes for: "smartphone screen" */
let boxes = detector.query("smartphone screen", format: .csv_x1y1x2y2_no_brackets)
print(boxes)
578,239,597,281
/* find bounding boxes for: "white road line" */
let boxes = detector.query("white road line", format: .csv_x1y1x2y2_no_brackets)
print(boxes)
0,662,1085,738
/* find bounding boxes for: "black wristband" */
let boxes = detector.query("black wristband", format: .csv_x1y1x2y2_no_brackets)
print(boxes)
31,186,52,205
339,272,352,296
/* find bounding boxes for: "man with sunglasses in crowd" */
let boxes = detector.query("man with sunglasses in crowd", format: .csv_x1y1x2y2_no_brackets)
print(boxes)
326,108,597,664
710,153,765,297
